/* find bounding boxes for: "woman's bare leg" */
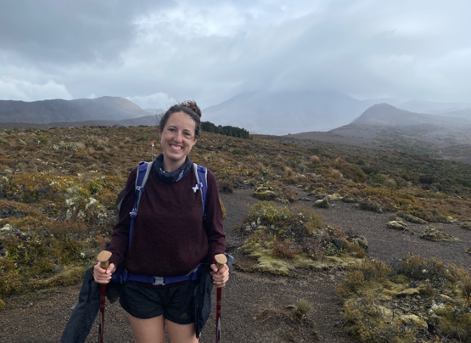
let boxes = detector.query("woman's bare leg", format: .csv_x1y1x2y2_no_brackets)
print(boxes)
166,319,198,343
128,314,166,343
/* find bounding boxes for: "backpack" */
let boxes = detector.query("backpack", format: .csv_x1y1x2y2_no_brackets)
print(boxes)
116,161,208,223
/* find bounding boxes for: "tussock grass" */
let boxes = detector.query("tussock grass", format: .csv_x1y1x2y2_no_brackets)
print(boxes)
255,300,318,341
296,298,312,317
283,166,294,177
338,255,471,342
1,125,471,311
328,168,343,179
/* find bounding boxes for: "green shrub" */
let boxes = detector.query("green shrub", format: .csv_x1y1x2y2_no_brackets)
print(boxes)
369,173,384,186
249,201,292,227
287,155,302,169
419,174,440,185
295,298,312,318
389,254,457,285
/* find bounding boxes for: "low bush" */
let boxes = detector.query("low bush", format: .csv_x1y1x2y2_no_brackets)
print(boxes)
238,202,365,275
338,254,471,342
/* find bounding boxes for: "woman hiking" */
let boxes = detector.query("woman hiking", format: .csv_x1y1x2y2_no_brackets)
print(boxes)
93,100,229,343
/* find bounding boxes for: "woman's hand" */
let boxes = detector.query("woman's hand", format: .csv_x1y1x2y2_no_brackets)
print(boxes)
93,262,116,284
210,263,229,287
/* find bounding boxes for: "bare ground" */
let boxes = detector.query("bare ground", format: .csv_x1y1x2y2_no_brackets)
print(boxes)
1,188,471,343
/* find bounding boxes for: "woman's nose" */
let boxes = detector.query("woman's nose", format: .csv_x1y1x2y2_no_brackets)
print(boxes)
173,130,184,141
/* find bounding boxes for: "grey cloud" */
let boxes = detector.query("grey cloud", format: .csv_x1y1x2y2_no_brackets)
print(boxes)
3,0,471,107
203,2,471,103
0,0,174,64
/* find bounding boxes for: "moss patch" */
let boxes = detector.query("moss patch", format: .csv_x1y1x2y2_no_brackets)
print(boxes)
237,202,366,275
338,255,471,342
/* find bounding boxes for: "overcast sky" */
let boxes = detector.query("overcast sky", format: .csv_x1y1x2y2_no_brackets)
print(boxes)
1,0,470,110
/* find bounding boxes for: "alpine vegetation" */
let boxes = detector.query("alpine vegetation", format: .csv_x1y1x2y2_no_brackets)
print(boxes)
0,124,470,343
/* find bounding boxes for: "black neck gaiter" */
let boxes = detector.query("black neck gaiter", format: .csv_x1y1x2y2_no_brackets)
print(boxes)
153,154,192,184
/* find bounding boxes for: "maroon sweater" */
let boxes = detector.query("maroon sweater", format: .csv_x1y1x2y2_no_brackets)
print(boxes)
107,164,225,277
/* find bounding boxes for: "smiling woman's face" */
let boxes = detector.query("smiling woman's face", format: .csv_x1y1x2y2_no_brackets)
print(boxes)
159,111,198,172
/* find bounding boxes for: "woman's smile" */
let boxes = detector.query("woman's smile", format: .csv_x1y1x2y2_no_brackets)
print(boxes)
170,144,182,150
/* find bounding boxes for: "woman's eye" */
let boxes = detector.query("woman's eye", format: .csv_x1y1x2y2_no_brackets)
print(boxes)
184,132,192,138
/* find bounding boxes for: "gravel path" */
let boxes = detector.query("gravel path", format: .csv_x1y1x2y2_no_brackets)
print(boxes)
1,188,470,342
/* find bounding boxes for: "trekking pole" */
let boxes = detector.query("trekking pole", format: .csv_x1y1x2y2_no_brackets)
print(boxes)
152,141,154,161
97,250,112,343
215,254,227,343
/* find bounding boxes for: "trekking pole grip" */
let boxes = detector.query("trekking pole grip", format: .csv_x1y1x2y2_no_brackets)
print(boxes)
97,250,112,270
215,254,227,289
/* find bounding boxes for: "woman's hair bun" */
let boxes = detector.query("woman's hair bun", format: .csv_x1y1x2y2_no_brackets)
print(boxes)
180,100,202,119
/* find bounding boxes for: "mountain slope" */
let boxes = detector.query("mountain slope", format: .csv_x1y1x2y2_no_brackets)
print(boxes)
335,103,471,141
286,103,471,163
434,108,471,120
203,90,382,135
352,103,470,127
0,96,150,123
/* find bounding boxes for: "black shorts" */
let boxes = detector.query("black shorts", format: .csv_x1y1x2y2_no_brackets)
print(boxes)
119,280,198,324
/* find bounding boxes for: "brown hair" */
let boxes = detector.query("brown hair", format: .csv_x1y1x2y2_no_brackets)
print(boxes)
159,100,202,139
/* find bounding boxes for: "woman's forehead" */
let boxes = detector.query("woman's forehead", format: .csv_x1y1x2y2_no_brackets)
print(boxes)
165,112,196,130
167,111,195,126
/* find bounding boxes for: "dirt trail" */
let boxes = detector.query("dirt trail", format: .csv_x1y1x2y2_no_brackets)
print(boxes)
1,189,470,342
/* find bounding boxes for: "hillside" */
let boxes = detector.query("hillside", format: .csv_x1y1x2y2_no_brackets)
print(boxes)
286,103,471,164
0,97,150,124
0,115,160,129
1,126,471,342
434,108,471,119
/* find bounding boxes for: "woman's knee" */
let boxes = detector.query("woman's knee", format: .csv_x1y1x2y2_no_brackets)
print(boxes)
166,319,198,343
128,314,166,343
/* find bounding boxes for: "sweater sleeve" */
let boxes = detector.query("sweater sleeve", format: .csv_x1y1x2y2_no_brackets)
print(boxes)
203,170,226,265
107,168,137,268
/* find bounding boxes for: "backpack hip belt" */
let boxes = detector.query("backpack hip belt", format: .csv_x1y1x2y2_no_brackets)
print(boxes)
118,263,201,286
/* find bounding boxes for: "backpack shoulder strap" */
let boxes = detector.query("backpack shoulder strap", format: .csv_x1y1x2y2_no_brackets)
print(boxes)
129,161,153,245
134,161,153,210
192,163,208,218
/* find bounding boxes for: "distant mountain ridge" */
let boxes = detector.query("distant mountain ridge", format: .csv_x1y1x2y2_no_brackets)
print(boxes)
203,90,393,135
396,100,471,121
0,115,159,129
286,103,471,164
334,103,471,142
3,93,471,135
0,96,150,124
396,100,471,114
